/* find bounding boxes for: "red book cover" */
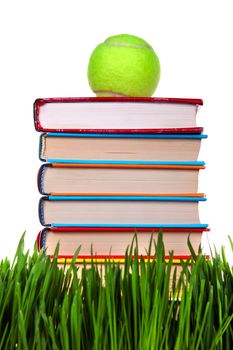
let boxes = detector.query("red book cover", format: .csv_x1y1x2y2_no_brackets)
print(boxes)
37,227,210,263
34,96,203,133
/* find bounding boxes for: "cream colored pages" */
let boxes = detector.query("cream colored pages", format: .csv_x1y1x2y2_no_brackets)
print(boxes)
43,200,200,225
39,102,197,129
43,167,199,194
42,136,201,161
45,230,202,256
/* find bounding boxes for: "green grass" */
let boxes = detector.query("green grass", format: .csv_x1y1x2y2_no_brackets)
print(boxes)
0,232,232,349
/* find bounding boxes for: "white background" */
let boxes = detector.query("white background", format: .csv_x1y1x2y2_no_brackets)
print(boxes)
0,0,232,263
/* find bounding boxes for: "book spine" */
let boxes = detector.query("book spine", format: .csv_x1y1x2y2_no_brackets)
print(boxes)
39,197,50,226
36,231,41,251
34,98,45,131
37,228,49,251
37,164,51,195
39,133,47,161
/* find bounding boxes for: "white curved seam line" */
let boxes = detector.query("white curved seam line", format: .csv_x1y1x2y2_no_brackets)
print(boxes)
105,42,153,51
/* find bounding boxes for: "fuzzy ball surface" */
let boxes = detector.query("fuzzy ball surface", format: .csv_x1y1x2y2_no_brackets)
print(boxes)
87,34,160,97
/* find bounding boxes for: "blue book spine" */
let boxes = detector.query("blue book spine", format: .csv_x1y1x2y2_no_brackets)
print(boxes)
48,195,207,202
47,159,205,166
47,132,208,139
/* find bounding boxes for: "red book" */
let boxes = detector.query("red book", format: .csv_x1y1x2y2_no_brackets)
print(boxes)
37,226,210,263
34,97,203,133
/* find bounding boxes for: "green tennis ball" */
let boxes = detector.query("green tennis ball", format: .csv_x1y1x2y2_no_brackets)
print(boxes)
87,34,160,97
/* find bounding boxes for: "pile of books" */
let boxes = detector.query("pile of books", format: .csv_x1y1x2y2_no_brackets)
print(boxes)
35,97,209,264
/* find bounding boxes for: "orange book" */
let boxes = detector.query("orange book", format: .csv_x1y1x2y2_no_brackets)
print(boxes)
38,163,204,196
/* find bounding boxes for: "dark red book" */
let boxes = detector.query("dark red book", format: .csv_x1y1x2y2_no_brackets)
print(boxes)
34,97,203,133
37,226,210,263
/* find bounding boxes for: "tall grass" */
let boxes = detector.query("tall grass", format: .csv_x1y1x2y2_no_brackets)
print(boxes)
0,232,232,349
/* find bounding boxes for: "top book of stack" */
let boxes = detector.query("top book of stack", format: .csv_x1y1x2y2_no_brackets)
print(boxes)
34,97,203,134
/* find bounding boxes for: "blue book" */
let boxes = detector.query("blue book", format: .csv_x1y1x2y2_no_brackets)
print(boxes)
39,195,208,228
39,132,207,164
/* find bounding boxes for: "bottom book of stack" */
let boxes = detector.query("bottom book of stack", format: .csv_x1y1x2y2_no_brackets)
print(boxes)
37,226,210,264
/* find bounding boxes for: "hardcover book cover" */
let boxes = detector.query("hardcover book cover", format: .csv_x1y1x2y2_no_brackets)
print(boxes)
34,97,203,133
37,226,210,263
38,195,208,228
39,132,207,162
37,163,205,196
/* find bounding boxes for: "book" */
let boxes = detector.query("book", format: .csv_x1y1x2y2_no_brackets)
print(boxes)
39,133,207,163
39,195,208,228
38,163,205,196
34,97,203,133
37,227,210,261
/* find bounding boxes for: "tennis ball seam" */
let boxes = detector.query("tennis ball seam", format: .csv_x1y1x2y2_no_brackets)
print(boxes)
105,41,154,51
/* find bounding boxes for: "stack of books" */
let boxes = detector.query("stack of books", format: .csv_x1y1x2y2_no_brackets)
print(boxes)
35,97,209,263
